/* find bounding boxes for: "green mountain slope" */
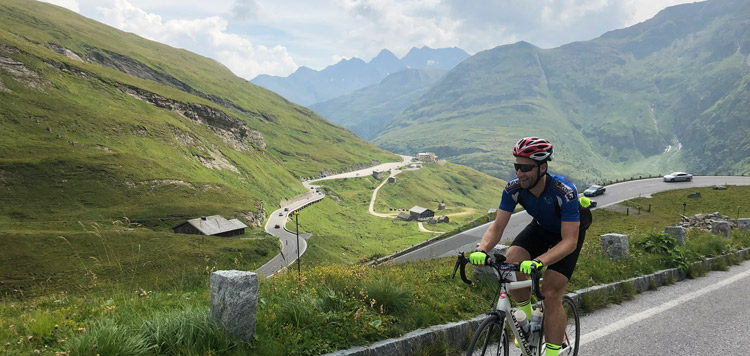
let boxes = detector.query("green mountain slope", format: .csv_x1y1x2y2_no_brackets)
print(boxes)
373,0,750,183
310,68,446,140
0,0,398,226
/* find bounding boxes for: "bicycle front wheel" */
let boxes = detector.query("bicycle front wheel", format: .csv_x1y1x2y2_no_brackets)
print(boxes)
466,313,509,356
542,296,580,356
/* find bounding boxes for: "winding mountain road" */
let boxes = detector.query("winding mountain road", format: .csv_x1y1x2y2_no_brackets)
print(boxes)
256,155,412,276
392,176,750,263
258,172,749,276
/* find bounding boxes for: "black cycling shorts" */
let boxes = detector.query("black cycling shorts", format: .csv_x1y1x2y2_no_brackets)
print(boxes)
510,221,586,280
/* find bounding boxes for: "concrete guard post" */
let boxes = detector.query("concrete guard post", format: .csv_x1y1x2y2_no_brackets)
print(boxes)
210,270,258,342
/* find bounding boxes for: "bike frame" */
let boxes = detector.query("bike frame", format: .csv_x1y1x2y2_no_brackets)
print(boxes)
495,272,544,356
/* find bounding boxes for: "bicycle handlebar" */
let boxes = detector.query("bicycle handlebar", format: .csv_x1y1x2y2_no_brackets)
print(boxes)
452,252,545,300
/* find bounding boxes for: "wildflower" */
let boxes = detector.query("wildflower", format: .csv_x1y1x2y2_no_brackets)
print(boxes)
28,336,34,342
58,339,66,344
77,328,86,333
5,343,10,349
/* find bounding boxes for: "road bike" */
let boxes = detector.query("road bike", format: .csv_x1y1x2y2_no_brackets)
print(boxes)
453,252,579,356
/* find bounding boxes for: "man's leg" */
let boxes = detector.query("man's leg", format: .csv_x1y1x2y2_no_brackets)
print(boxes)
505,245,531,311
541,268,568,355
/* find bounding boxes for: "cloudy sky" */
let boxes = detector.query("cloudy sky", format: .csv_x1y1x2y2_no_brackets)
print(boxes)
39,0,697,80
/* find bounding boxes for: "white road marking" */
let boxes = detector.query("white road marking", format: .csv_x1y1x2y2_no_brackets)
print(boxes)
579,267,750,346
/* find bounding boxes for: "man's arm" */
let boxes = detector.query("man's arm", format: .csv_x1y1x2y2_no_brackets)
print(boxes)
536,221,579,266
477,209,512,253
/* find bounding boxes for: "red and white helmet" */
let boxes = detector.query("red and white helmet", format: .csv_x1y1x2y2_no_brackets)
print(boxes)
512,136,553,162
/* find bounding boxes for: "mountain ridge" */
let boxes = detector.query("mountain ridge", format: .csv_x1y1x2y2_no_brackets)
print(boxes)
372,0,750,183
251,46,470,106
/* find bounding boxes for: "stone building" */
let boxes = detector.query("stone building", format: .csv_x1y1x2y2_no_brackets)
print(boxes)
173,215,247,237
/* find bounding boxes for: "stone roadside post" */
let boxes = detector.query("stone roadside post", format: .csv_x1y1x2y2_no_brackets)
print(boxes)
664,226,687,246
210,270,258,342
600,233,629,259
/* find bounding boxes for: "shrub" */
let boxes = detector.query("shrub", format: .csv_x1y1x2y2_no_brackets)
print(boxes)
634,232,689,273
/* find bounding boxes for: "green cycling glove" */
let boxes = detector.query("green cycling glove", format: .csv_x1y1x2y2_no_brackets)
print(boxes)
469,250,488,265
519,259,543,274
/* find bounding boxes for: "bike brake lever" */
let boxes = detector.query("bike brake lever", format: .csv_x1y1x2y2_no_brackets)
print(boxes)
452,252,473,285
530,266,545,300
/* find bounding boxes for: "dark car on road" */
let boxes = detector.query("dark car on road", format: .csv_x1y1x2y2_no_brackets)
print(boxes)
274,224,280,229
583,185,606,197
663,172,693,182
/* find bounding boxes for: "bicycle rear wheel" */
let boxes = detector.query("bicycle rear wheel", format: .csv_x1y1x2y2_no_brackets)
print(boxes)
541,296,580,356
466,313,509,356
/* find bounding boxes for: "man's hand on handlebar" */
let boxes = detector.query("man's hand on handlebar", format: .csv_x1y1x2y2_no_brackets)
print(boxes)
519,259,543,274
469,250,489,265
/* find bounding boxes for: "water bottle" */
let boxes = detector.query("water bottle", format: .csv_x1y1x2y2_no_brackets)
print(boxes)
529,309,543,345
514,309,530,337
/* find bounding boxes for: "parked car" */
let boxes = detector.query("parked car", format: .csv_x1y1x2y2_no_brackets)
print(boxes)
274,224,280,229
583,185,606,197
279,212,283,216
284,207,289,211
663,172,693,182
589,199,598,208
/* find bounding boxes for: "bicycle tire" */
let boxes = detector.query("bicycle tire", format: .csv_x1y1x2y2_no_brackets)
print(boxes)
466,313,509,356
541,296,580,356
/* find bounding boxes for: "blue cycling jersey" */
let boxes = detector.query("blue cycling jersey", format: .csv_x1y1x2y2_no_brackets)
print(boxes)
498,174,580,233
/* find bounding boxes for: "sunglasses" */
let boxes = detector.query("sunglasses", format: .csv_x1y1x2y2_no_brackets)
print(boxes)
514,163,537,172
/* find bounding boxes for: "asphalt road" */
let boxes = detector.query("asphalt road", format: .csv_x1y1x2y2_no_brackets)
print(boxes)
577,259,750,355
393,176,750,263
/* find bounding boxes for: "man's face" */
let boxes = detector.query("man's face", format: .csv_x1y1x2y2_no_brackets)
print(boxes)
514,157,542,189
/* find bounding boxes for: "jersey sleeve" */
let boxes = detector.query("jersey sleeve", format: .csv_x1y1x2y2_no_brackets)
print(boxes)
560,197,580,222
498,188,517,212
552,177,580,222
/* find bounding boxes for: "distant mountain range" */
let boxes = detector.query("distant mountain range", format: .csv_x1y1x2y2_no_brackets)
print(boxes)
309,68,446,140
251,47,469,106
369,0,750,183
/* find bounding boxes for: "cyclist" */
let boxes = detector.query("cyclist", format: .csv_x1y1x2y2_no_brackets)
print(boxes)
470,136,585,356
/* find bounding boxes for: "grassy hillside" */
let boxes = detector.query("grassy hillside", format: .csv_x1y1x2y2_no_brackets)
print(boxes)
287,163,505,266
2,186,749,355
373,0,750,183
0,0,398,227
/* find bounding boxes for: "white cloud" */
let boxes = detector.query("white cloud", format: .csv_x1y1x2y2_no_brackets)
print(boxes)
227,0,261,22
94,0,296,78
37,0,699,77
38,0,80,12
